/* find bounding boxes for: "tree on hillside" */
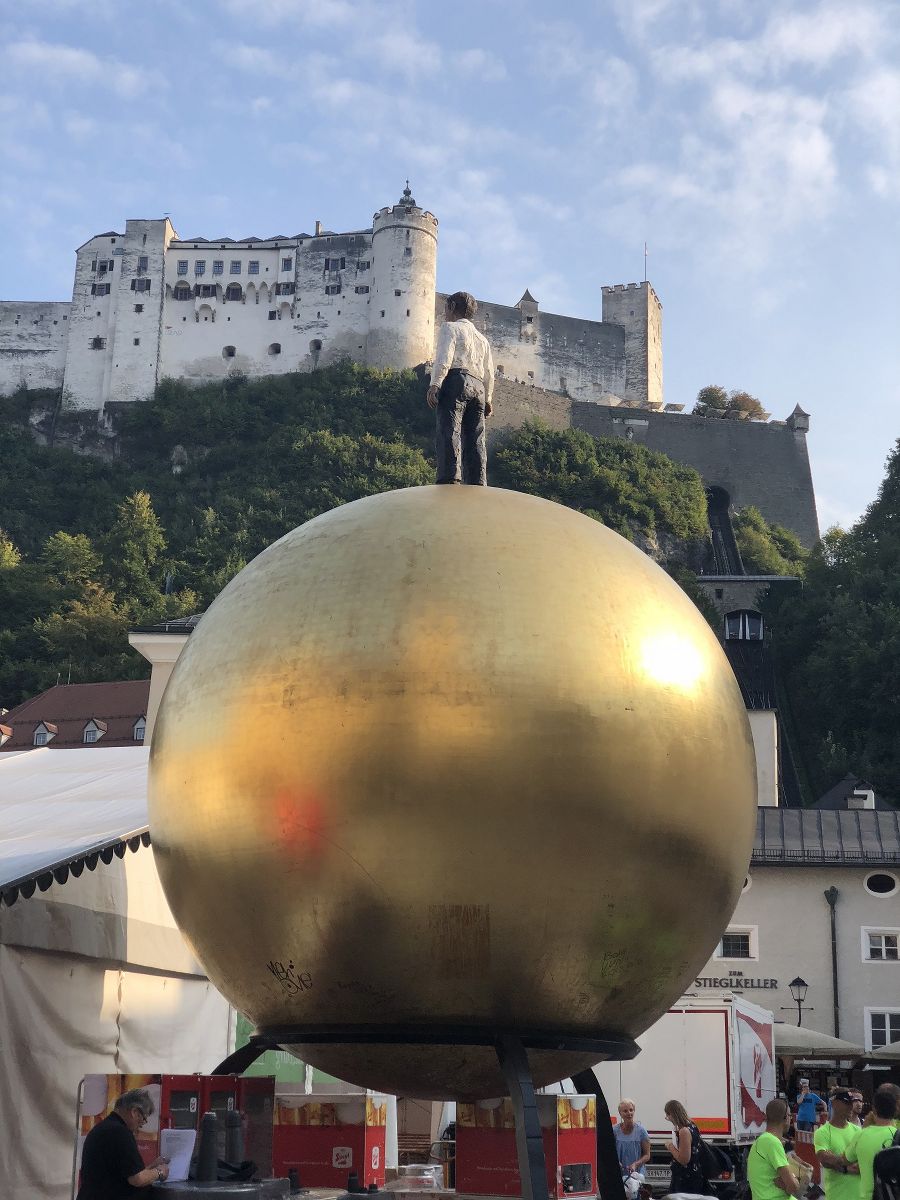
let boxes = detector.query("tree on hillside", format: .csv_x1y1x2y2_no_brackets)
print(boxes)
733,507,808,576
492,422,710,543
693,385,770,421
0,530,21,570
100,491,167,613
769,440,900,802
41,531,101,587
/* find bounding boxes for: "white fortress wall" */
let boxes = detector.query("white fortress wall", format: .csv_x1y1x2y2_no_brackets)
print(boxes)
434,293,628,405
62,233,122,410
0,302,70,394
2,189,656,412
108,219,176,405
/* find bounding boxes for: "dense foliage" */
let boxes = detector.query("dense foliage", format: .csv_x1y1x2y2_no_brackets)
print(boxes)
693,384,770,421
0,368,716,710
492,422,710,542
767,441,900,800
733,506,808,576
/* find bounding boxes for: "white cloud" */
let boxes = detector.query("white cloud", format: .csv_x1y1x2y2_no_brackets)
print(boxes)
219,0,355,26
63,112,98,141
847,67,900,198
454,48,507,82
218,42,291,76
370,29,441,76
3,39,158,97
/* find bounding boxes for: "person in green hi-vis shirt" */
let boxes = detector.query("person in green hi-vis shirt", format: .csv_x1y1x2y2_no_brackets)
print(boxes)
815,1090,860,1200
748,1099,803,1200
845,1090,897,1200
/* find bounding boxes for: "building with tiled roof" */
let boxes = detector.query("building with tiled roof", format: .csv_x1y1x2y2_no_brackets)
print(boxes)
0,680,149,751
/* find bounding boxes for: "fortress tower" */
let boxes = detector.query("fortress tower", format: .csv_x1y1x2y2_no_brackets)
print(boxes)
601,282,662,409
62,219,176,411
367,184,438,370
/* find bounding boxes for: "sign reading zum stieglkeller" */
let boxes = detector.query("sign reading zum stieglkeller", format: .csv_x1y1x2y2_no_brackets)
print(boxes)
694,969,778,990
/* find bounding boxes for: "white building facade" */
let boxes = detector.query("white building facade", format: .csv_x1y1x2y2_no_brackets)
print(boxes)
0,186,662,412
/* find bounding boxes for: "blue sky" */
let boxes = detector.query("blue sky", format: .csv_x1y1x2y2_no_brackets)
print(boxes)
2,0,898,531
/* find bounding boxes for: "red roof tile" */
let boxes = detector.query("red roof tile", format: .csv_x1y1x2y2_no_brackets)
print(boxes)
0,680,150,751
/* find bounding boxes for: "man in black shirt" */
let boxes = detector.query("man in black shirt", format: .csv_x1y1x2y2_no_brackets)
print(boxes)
77,1087,169,1198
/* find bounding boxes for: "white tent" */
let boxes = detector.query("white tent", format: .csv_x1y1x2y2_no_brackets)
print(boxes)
0,747,232,1200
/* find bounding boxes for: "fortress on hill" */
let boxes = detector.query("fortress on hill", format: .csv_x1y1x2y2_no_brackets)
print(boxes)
0,183,819,547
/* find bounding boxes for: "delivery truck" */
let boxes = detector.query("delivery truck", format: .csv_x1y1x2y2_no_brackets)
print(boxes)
592,994,776,1191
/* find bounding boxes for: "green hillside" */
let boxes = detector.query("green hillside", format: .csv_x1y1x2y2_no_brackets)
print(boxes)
0,365,712,709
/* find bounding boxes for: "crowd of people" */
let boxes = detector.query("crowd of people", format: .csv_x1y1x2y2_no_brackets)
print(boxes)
611,1082,900,1200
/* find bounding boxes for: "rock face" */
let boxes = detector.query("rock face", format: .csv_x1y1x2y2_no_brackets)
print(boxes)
149,484,757,1098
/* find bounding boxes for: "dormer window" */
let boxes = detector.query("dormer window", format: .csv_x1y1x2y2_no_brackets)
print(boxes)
133,717,147,743
33,722,58,747
83,719,107,744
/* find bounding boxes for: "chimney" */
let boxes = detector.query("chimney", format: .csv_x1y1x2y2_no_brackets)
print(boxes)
315,220,323,237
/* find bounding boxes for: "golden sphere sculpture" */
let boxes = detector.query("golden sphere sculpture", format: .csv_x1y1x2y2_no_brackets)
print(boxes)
149,486,756,1099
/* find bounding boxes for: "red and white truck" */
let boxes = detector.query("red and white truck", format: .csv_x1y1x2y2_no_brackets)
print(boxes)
592,994,776,1190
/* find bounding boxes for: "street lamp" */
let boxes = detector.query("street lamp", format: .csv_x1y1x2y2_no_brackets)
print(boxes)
789,976,809,1025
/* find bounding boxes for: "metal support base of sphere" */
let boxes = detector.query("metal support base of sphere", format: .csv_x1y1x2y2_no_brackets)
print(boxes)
213,1026,635,1200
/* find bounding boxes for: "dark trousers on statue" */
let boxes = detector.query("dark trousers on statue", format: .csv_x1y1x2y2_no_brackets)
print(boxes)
435,368,487,486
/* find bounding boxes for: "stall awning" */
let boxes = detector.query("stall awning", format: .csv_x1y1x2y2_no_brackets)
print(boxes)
773,1022,864,1058
0,746,150,906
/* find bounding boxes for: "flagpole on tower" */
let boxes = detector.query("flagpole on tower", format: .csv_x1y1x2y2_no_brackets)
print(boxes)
643,242,648,283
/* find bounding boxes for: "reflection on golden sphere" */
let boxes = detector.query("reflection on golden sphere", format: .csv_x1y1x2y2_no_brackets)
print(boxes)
149,486,756,1099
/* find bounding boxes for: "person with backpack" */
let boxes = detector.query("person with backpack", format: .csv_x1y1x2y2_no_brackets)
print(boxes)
747,1098,803,1200
844,1090,898,1200
814,1090,860,1200
665,1100,708,1195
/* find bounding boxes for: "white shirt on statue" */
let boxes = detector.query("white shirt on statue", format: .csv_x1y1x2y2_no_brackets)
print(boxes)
431,319,494,406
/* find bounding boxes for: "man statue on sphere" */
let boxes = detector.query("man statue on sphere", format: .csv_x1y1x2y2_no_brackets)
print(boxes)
426,291,494,485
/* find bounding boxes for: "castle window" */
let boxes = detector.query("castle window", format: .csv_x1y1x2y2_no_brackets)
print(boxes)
325,284,341,295
230,260,241,274
34,730,49,747
268,310,277,320
357,260,370,271
137,255,149,273
406,309,410,317
310,339,322,353
133,337,140,346
275,282,295,295
282,257,293,271
133,718,146,742
394,289,401,297
404,247,412,256
268,342,281,355
91,258,97,272
526,315,533,324
131,278,151,293
194,260,206,276
212,260,224,275
134,304,143,313
89,336,107,349
355,286,369,294
199,284,216,298
222,345,236,358
173,283,192,301
177,260,188,275
496,365,504,375
380,310,385,318
248,260,260,275
715,588,723,600
91,283,111,296
224,284,243,301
